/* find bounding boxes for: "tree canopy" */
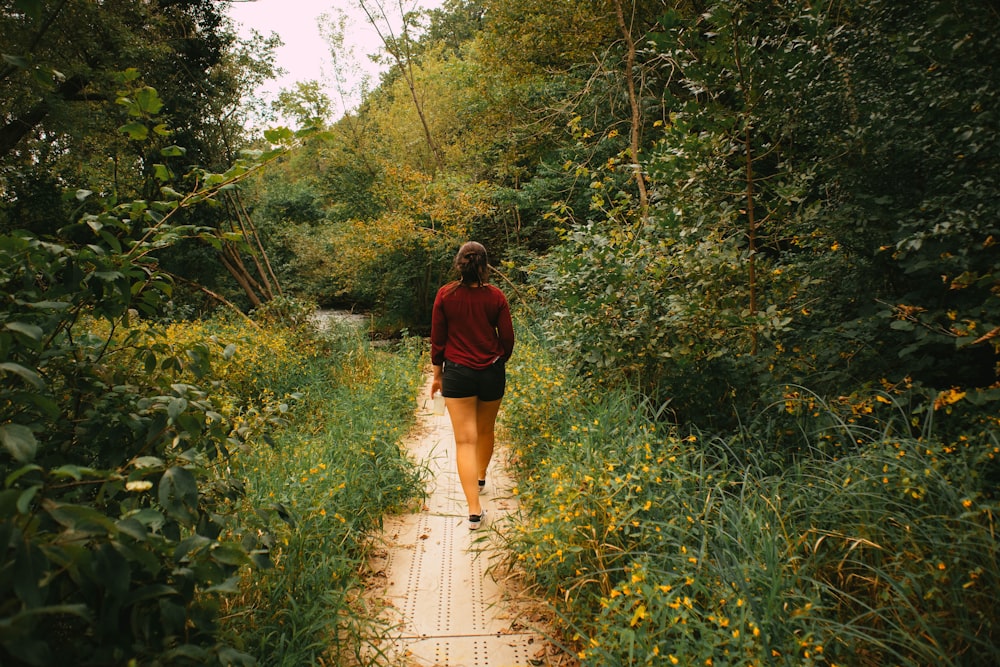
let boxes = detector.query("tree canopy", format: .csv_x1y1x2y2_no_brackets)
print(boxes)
254,0,999,425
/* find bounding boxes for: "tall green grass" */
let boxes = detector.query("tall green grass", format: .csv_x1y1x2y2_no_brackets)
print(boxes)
500,324,999,666
219,321,427,665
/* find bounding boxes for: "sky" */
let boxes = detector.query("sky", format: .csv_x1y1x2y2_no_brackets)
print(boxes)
225,0,442,124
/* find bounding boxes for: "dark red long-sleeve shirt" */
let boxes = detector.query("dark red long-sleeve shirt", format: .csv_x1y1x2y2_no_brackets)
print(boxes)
431,283,514,369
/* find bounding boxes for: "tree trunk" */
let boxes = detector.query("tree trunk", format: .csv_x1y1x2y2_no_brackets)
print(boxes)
613,0,649,220
226,192,281,298
0,75,86,159
219,248,263,308
732,17,759,355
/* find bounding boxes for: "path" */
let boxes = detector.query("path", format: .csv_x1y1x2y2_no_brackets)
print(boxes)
365,374,550,666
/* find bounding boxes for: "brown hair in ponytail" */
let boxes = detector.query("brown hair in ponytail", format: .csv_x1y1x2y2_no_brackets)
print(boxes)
453,241,490,286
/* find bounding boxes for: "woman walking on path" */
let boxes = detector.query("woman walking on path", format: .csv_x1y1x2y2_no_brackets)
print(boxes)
430,242,515,529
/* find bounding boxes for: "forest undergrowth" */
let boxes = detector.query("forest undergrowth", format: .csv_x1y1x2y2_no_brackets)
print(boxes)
499,317,1000,667
214,315,428,666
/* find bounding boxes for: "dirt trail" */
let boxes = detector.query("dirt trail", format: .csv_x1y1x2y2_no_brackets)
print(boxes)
365,374,553,666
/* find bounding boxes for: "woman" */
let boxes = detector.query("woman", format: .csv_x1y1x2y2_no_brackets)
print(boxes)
430,242,515,529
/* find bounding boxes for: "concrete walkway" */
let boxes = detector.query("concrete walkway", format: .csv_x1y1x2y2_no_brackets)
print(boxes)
365,376,548,666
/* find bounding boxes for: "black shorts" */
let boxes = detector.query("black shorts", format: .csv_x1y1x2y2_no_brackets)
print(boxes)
442,360,506,401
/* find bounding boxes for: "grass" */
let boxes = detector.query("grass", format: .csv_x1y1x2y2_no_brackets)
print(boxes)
139,306,996,665
199,316,427,665
73,304,429,664
499,320,1000,666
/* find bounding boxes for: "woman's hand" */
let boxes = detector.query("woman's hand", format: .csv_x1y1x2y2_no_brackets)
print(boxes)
431,365,443,397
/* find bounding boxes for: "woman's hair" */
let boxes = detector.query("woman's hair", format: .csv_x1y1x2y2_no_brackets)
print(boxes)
453,241,490,285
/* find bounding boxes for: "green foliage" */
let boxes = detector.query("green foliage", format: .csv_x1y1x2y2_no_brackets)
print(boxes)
0,0,256,186
0,100,310,663
820,1,1000,389
273,80,334,129
0,1,281,306
0,228,425,665
221,328,426,665
246,147,491,326
0,235,270,665
501,327,1000,666
529,0,1000,428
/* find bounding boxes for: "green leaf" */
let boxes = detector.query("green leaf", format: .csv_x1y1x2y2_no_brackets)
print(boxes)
25,300,69,310
33,68,60,89
5,463,42,487
116,518,149,542
122,583,177,605
120,122,149,140
160,145,186,157
135,86,163,115
144,349,158,373
16,485,40,514
158,466,199,522
2,53,29,69
210,544,251,567
132,456,165,469
154,164,172,182
118,67,141,83
263,127,294,144
44,501,118,535
49,464,94,481
93,270,124,282
0,423,38,462
167,397,187,421
174,534,212,561
16,391,59,418
130,508,166,530
3,321,43,341
204,575,242,594
249,550,272,569
163,645,209,661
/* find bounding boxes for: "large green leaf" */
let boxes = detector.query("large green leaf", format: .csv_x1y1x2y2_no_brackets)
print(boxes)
2,322,42,341
43,501,119,535
119,121,149,140
0,423,37,462
158,466,199,523
134,86,163,115
0,362,44,389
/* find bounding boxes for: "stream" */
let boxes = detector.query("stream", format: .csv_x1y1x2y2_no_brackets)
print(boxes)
311,309,370,331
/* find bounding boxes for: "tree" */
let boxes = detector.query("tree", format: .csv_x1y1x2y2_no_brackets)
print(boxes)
612,0,649,218
1,0,285,309
0,93,301,663
358,0,445,173
1,1,232,163
274,81,335,130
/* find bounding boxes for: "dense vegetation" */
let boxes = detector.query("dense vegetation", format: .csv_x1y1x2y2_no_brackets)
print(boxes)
503,321,998,666
2,0,997,665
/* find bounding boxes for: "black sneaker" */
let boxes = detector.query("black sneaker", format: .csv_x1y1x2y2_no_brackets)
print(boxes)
478,479,486,495
469,509,487,530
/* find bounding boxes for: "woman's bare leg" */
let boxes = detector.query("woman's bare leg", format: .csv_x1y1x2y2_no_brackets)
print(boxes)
445,396,482,516
476,399,502,482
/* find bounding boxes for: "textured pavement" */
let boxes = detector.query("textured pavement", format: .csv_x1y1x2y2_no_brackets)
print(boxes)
365,376,547,666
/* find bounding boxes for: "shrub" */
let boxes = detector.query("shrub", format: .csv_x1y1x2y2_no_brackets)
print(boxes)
501,324,1000,666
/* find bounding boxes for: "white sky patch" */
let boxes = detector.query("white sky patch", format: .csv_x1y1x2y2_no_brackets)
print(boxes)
225,0,442,126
